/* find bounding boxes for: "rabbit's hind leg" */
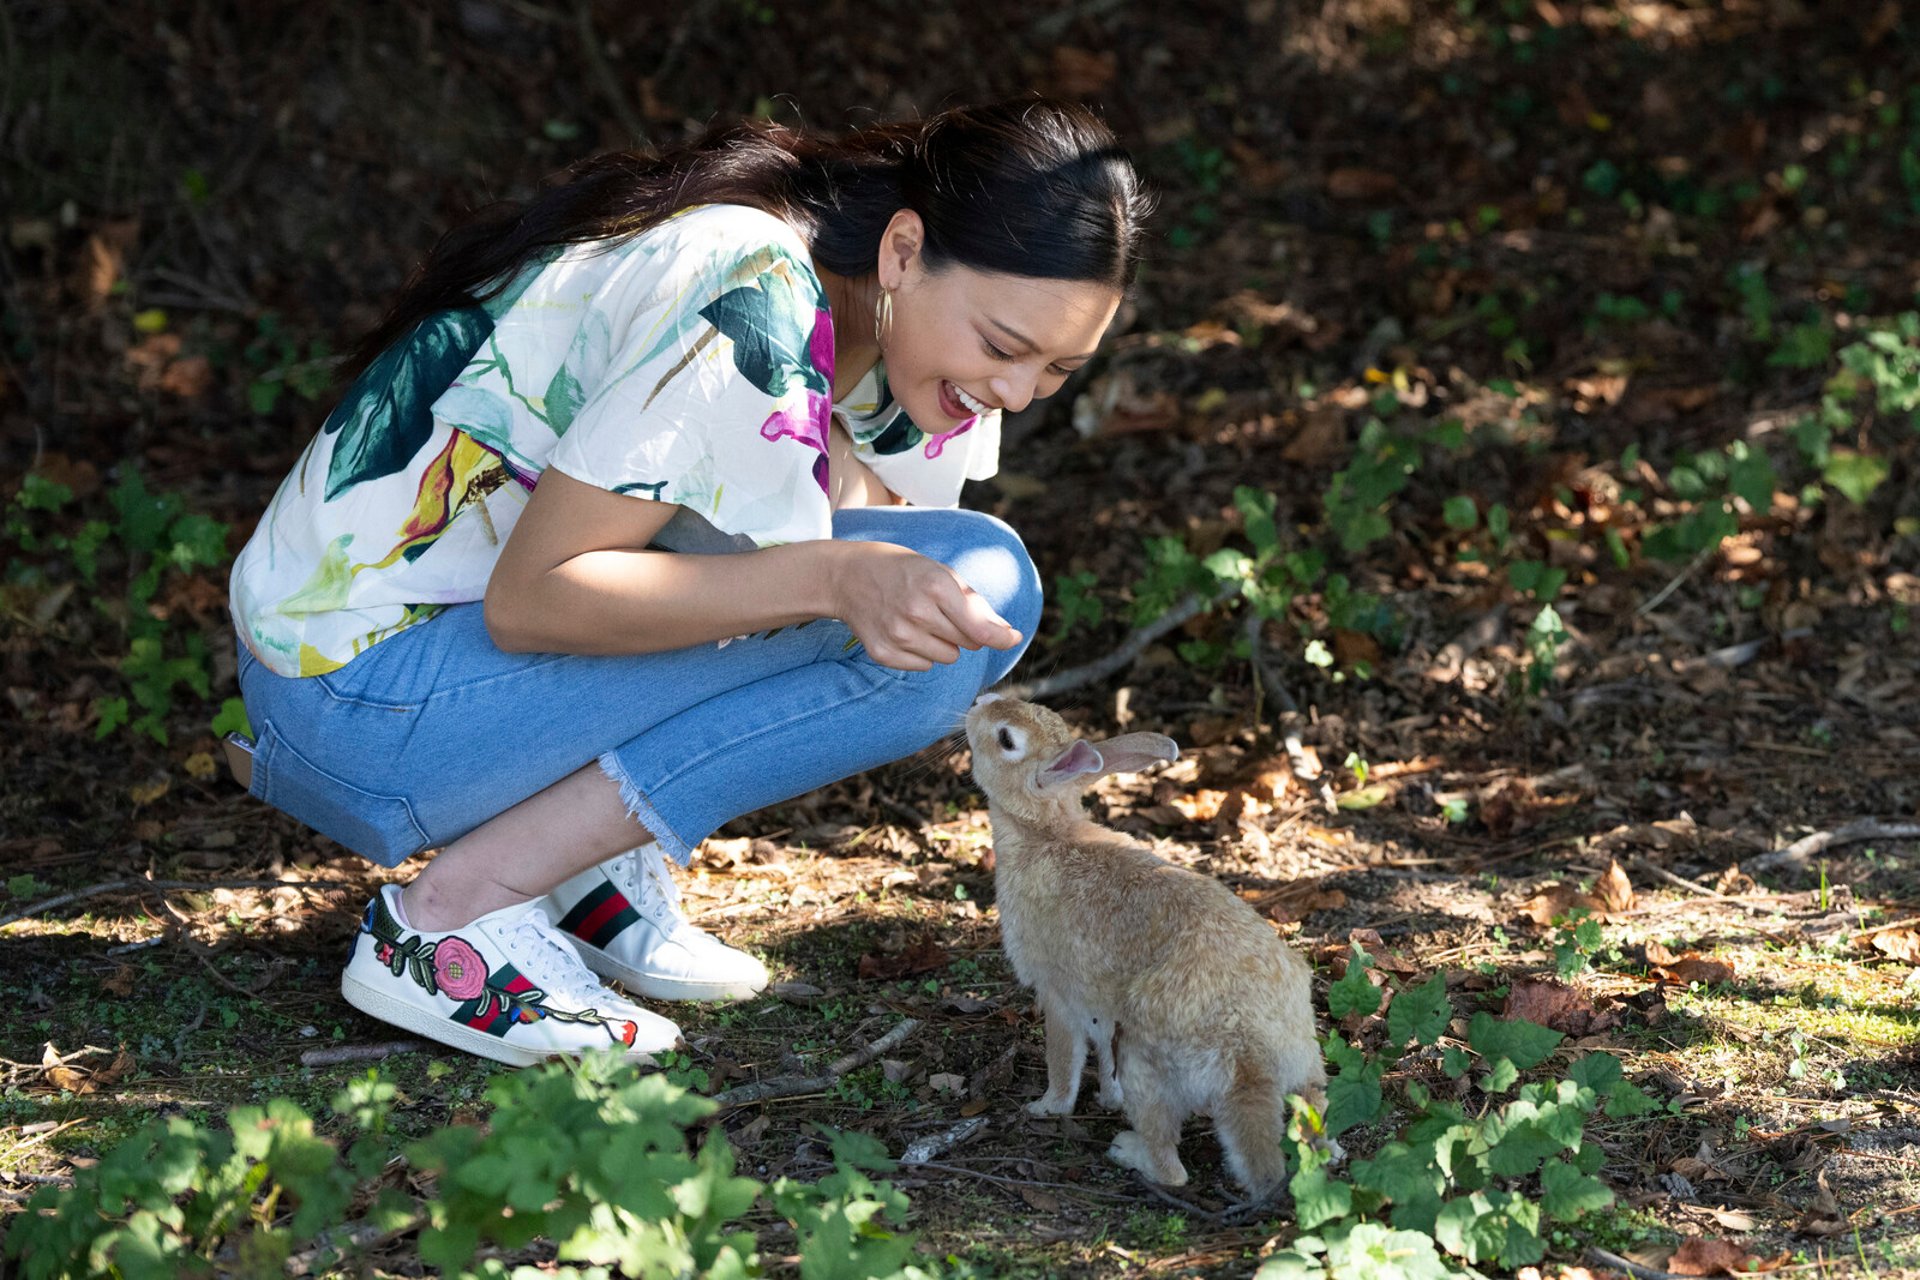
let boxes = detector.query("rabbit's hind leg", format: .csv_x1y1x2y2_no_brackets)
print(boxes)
1108,1068,1188,1187
1027,1002,1089,1116
1213,1072,1290,1202
1093,1020,1123,1110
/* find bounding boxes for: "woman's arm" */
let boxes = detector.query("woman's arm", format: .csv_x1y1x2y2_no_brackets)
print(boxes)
483,468,1016,668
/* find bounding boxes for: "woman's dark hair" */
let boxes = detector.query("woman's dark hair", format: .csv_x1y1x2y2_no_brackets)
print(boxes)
344,98,1150,379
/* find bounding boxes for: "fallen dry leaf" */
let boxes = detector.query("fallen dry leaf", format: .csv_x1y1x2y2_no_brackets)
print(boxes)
858,938,949,981
1594,859,1636,913
1327,167,1398,200
1867,927,1920,964
1668,1237,1788,1276
1645,940,1736,986
1169,788,1229,822
1502,978,1621,1036
1242,881,1348,924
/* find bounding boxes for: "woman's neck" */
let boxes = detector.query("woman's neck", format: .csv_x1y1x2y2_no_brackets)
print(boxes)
815,265,882,401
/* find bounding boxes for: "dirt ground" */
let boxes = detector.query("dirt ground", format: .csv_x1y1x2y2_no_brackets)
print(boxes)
4,1,1920,1276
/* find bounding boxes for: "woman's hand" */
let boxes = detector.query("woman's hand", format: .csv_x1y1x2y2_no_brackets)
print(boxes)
830,541,1021,670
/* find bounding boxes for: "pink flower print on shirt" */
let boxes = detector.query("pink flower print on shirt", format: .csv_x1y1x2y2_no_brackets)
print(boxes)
922,416,976,459
759,389,834,493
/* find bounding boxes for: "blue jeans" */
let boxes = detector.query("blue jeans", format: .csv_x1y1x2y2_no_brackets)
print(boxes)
235,507,1041,869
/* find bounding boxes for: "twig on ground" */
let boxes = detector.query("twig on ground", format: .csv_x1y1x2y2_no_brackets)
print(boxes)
711,1018,922,1109
1637,543,1716,617
298,1041,428,1068
284,1212,426,1278
0,877,342,932
1627,856,1745,902
1004,582,1238,702
1674,628,1811,673
901,1159,1135,1203
1586,1247,1682,1280
1747,820,1920,873
900,1116,988,1165
1242,614,1336,813
1133,1177,1270,1225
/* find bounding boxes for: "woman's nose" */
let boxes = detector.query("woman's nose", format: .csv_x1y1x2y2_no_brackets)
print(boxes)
989,369,1036,413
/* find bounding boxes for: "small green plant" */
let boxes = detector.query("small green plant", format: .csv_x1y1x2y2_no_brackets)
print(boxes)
1259,948,1660,1279
5,1054,943,1280
5,468,231,743
1552,910,1607,981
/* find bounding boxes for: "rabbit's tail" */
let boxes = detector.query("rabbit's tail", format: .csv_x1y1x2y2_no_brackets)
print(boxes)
1214,1063,1290,1201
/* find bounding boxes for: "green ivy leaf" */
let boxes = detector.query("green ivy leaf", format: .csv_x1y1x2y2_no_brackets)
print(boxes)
1468,1012,1564,1073
1440,1046,1471,1079
1540,1158,1612,1220
211,698,252,742
1234,485,1279,554
1386,972,1451,1047
1328,943,1383,1019
1435,1189,1544,1268
1442,495,1479,530
1324,1036,1385,1137
1823,448,1890,505
1290,1162,1354,1232
1324,1221,1457,1280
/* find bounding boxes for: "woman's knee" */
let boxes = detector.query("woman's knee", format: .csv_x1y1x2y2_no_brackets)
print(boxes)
834,507,1043,639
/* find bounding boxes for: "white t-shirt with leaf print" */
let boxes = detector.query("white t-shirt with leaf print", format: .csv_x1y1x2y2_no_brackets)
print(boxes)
231,203,1001,678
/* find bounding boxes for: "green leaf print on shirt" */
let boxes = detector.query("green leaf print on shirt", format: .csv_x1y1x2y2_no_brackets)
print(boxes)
321,306,494,502
544,308,612,436
697,255,829,400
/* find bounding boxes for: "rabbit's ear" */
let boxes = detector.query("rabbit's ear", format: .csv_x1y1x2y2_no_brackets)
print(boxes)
1087,732,1180,776
1040,739,1105,785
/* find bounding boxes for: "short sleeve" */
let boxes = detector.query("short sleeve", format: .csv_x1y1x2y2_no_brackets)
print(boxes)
546,219,839,547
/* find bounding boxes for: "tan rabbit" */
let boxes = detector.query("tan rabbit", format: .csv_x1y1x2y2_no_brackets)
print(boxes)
964,693,1326,1201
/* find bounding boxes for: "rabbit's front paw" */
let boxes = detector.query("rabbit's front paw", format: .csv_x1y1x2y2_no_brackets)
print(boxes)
1096,1081,1124,1109
1026,1093,1077,1117
1109,1130,1188,1186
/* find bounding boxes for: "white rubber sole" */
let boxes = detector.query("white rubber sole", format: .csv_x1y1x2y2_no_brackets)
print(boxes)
571,936,768,1003
340,971,677,1066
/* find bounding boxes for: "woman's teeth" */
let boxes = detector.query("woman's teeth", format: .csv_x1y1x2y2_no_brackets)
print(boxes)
949,382,990,416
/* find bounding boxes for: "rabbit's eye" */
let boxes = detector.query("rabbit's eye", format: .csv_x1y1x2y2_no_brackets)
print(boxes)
997,727,1016,752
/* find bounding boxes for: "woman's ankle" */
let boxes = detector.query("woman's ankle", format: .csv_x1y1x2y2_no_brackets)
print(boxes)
399,878,530,933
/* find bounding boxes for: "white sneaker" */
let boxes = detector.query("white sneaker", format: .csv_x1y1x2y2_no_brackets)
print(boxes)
340,885,681,1067
545,843,769,1002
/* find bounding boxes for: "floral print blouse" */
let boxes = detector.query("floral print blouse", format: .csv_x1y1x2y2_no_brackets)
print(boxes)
230,204,1002,677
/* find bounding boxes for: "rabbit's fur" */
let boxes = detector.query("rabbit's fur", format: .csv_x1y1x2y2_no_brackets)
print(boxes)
964,693,1326,1200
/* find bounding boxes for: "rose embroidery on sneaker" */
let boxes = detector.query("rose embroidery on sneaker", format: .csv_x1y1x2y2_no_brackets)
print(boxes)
432,936,487,1001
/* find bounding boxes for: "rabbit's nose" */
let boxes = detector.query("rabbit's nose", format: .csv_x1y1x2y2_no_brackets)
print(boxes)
973,693,1003,707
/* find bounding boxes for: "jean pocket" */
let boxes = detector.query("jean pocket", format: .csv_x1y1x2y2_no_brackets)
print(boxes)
253,719,429,867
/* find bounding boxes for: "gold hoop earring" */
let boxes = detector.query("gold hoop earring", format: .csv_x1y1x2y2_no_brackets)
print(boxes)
872,287,894,352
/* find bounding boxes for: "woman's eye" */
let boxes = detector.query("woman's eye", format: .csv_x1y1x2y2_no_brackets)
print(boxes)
982,339,1012,361
997,728,1015,751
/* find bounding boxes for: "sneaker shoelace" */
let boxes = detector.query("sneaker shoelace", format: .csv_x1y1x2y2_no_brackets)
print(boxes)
505,908,619,1006
614,845,694,935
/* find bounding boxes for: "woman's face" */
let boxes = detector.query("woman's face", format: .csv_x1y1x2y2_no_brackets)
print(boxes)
876,212,1122,430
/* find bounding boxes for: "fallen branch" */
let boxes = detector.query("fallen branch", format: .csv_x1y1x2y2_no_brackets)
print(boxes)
1637,543,1716,617
0,877,340,932
1004,582,1238,702
1243,614,1336,813
1746,820,1920,873
298,1041,428,1068
900,1116,987,1165
1585,1247,1684,1280
710,1018,922,1110
1626,856,1744,903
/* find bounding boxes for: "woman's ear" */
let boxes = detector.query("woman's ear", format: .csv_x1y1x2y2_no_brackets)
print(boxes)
877,209,925,290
